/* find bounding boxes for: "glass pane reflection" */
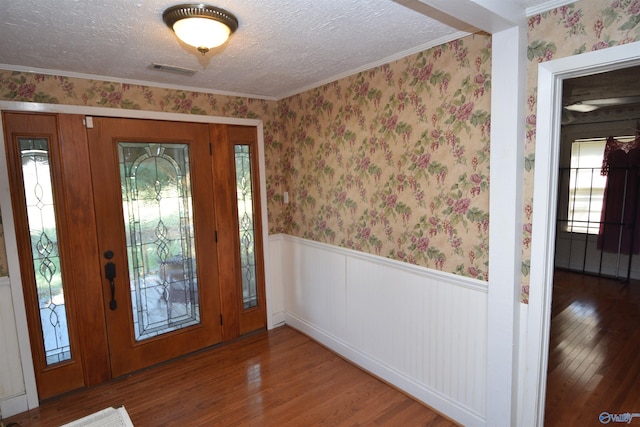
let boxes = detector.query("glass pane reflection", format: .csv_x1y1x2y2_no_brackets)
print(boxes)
119,143,200,341
234,145,258,309
19,138,71,365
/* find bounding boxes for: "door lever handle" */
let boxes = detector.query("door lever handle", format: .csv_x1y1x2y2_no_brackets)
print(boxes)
105,261,117,310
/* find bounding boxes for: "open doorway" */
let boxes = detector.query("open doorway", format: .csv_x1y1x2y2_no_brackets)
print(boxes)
544,65,640,427
555,67,640,281
545,66,640,426
523,41,640,427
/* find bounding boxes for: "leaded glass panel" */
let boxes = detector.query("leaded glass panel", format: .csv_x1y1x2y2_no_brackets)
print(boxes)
234,145,258,309
19,137,71,365
118,143,200,341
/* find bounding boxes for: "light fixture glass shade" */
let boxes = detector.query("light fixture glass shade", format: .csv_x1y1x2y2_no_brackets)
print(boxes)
172,17,231,51
163,4,238,55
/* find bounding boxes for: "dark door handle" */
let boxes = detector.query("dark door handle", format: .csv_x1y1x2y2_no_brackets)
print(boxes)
105,261,117,310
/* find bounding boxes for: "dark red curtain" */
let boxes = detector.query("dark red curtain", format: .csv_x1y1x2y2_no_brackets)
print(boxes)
597,136,640,254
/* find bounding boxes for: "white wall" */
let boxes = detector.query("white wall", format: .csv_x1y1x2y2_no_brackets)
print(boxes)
272,234,489,426
0,277,28,418
266,235,286,328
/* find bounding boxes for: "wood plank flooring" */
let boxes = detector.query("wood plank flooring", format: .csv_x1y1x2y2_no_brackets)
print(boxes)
2,326,456,427
545,270,640,426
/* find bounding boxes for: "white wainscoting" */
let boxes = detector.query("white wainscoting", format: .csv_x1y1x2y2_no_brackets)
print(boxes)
270,234,488,426
0,276,28,418
266,235,286,329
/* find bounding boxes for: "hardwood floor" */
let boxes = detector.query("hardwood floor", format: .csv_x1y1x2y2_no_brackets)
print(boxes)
545,270,640,426
2,326,456,427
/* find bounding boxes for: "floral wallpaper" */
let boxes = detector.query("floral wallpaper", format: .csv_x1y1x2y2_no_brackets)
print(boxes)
522,0,640,302
278,35,492,278
5,0,635,289
0,33,492,281
0,71,282,277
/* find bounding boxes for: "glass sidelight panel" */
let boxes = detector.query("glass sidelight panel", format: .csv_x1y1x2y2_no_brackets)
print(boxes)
19,138,71,365
119,143,200,341
234,145,258,309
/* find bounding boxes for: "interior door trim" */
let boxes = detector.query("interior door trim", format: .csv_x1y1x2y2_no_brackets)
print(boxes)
0,100,273,412
525,42,640,427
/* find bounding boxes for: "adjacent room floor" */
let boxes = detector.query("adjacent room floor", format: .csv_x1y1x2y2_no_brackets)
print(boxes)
545,270,640,426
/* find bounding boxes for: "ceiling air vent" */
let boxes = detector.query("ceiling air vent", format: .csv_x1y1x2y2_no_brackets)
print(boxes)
149,63,197,77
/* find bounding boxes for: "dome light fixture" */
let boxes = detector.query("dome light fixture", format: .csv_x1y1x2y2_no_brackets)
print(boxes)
163,4,238,55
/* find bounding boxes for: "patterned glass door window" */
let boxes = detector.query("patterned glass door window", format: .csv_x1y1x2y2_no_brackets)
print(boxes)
19,137,71,365
119,143,200,341
234,145,258,309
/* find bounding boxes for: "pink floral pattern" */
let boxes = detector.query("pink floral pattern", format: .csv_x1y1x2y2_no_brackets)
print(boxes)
0,71,284,277
0,34,492,280
2,0,635,286
523,0,640,302
278,35,492,278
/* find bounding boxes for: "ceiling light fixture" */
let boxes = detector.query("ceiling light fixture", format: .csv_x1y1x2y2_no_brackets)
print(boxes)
564,96,640,113
163,4,238,55
563,102,600,113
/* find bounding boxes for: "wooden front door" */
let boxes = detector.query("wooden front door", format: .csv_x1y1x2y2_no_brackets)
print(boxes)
86,117,223,377
2,112,266,399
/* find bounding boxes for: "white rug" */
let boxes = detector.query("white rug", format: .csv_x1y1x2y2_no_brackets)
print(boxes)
61,406,133,427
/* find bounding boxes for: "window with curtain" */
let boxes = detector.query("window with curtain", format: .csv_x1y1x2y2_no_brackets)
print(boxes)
566,138,608,234
566,136,636,234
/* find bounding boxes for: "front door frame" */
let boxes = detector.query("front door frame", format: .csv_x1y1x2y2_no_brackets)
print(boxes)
0,101,273,411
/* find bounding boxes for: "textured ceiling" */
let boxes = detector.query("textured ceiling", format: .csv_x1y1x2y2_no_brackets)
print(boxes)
1,0,557,99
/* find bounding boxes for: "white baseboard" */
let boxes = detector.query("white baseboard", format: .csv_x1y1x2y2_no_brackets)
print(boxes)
0,393,29,420
286,313,486,427
276,235,488,426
